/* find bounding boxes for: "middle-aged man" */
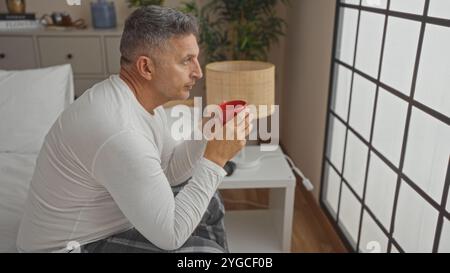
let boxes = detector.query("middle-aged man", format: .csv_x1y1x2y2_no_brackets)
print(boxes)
17,6,252,253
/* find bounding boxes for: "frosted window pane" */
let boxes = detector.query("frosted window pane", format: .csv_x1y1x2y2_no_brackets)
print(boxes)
415,24,450,118
390,0,425,14
343,0,360,5
381,17,421,95
439,219,450,253
447,191,450,213
359,211,388,253
391,245,400,253
428,0,450,19
372,88,408,166
349,74,376,140
365,152,397,229
327,116,347,172
337,8,359,65
325,163,342,216
355,11,385,78
394,181,439,252
339,183,362,247
361,0,387,9
344,131,368,197
332,64,352,121
403,108,450,203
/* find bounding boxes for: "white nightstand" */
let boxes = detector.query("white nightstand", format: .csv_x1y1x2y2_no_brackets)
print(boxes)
219,145,296,253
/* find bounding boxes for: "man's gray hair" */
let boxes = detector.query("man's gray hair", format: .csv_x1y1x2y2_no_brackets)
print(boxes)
120,6,199,65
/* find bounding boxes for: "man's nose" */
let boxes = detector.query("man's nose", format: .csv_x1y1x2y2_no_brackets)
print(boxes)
192,59,203,80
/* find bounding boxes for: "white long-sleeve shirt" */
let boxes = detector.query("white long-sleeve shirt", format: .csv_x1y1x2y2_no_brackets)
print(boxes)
16,75,226,252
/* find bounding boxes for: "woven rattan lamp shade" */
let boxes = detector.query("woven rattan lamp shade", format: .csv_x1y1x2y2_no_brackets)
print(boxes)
205,61,275,119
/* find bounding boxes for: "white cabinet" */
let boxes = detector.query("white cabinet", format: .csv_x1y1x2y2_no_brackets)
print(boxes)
105,36,121,74
0,28,123,97
220,146,296,252
38,36,104,75
74,78,106,98
0,36,37,70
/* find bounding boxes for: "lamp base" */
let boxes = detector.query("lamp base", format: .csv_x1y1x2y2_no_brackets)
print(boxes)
234,159,261,169
233,148,261,169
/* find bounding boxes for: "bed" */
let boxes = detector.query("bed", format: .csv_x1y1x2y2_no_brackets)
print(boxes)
0,64,74,253
0,65,225,252
0,153,38,252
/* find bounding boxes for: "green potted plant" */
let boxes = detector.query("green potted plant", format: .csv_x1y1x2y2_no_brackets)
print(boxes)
181,0,289,63
126,0,164,7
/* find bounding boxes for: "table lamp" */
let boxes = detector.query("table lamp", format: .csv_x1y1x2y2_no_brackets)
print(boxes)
206,60,276,169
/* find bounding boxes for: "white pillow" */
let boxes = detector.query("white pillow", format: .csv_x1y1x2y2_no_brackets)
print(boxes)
0,64,74,153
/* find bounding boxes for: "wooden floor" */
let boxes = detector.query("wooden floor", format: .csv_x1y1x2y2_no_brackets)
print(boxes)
220,181,347,253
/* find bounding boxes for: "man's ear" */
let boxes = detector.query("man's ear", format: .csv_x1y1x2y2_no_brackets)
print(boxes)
135,56,154,80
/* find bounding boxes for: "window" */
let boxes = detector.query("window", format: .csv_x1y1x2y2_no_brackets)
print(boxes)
321,0,450,253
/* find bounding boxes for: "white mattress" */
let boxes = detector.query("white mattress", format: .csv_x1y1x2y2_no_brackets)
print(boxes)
0,153,37,253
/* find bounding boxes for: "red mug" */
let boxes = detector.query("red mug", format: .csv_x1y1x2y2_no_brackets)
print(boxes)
219,100,248,125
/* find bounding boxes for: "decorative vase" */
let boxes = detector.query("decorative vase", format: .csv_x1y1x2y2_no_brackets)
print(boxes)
91,0,117,29
6,0,25,14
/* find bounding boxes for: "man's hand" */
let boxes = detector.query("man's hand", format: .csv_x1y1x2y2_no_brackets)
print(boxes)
203,110,254,167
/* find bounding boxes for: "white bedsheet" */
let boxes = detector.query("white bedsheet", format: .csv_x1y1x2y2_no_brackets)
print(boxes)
0,153,37,253
0,106,191,252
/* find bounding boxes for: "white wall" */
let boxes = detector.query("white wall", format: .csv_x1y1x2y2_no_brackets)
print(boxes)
281,0,337,202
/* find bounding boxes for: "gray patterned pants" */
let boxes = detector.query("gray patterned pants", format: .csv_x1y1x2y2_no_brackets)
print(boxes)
81,183,229,253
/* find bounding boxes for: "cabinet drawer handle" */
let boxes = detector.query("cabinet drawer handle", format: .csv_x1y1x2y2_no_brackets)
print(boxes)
0,53,5,59
66,54,73,60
